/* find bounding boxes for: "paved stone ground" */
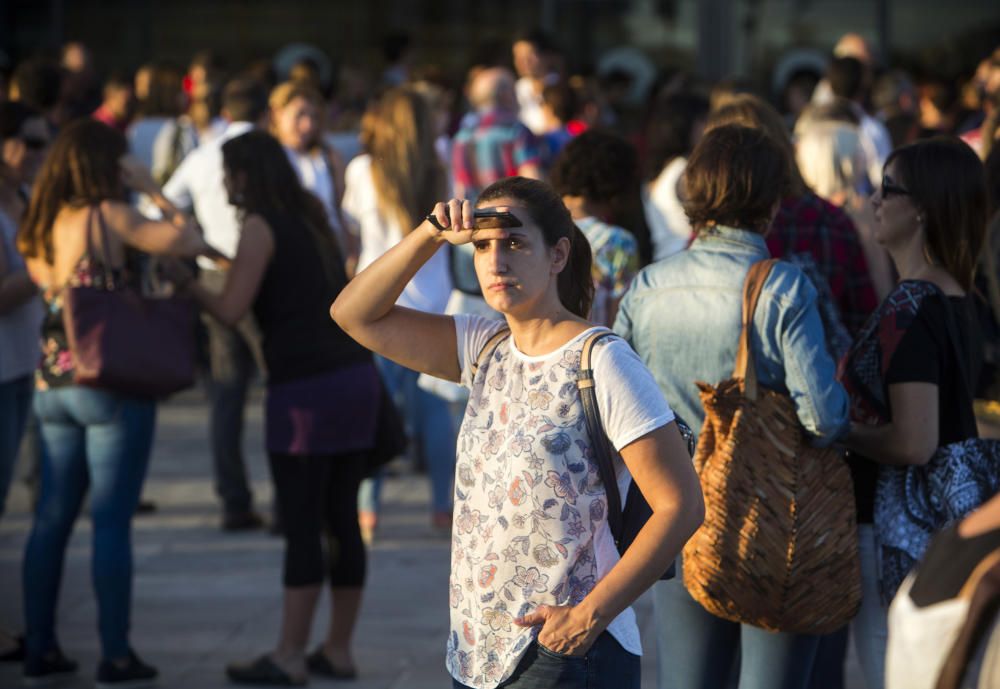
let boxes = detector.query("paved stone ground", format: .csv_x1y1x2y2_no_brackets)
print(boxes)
0,389,864,688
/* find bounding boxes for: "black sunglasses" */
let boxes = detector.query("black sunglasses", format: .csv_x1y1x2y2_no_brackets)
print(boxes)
881,176,911,198
21,136,48,151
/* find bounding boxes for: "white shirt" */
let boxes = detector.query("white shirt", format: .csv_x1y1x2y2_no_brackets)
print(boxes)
127,117,171,171
285,147,342,234
515,77,547,136
447,315,674,689
342,154,451,314
163,121,254,268
887,575,1000,689
644,157,693,261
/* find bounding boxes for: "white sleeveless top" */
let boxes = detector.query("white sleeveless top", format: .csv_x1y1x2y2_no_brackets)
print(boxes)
447,315,674,689
0,210,43,383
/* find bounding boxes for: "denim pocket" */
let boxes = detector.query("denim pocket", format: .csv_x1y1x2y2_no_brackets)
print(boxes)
536,641,586,662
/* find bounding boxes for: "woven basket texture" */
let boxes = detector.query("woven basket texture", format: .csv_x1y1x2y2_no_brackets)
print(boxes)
682,259,861,634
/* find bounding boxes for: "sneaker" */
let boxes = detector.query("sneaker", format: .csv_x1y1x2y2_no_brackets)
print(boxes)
221,511,265,532
95,650,158,689
23,648,78,685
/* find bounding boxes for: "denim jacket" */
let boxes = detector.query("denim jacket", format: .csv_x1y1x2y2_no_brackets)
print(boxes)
613,226,849,445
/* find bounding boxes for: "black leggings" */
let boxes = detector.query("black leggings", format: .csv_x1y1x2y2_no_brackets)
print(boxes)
268,452,367,588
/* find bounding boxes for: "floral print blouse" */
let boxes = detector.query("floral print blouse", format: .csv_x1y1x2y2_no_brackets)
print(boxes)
448,315,674,689
575,216,639,328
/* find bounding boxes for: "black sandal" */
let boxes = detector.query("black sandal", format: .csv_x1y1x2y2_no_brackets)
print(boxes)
306,649,357,680
225,655,306,686
0,634,25,663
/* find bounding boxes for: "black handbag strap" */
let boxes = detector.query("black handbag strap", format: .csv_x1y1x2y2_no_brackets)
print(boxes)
576,331,626,547
471,327,513,378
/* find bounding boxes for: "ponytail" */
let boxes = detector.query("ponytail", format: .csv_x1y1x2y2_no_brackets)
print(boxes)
559,224,594,319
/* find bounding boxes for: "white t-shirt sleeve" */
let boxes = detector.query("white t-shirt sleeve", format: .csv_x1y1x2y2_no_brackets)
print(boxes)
455,313,508,388
591,336,675,451
162,151,194,209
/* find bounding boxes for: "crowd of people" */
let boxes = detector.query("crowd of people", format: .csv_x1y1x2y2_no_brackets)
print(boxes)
0,27,999,689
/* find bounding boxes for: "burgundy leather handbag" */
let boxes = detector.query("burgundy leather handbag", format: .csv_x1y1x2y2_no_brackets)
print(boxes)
62,207,197,398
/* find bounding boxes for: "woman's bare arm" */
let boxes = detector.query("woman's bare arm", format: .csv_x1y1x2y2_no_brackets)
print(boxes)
330,199,508,381
101,200,212,258
184,214,274,326
845,382,940,466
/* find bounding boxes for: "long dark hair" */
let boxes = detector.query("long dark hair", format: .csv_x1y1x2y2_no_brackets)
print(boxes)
886,136,987,292
18,119,127,263
477,176,594,319
221,130,344,282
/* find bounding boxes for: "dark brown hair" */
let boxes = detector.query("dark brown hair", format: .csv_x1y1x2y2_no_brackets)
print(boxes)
886,137,987,291
477,176,594,319
18,119,127,263
707,93,807,196
221,130,345,282
682,124,787,233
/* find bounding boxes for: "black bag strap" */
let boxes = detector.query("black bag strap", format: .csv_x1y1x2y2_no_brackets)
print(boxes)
471,327,513,378
576,331,626,547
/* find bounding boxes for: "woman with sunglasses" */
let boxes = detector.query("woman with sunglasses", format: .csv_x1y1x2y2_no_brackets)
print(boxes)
839,137,989,689
332,176,704,689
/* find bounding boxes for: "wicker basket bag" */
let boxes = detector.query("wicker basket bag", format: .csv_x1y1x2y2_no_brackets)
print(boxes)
682,259,862,634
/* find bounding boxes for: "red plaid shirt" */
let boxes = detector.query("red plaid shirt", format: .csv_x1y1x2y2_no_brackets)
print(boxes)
768,192,878,335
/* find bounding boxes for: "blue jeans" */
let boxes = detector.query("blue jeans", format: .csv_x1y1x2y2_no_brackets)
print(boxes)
358,357,456,515
0,374,33,517
653,577,820,689
452,632,640,689
23,386,156,662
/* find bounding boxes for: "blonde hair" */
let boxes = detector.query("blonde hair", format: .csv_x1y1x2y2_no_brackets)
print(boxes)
795,122,863,201
268,81,326,150
360,87,446,234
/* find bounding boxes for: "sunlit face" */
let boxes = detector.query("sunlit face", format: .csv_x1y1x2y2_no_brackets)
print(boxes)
2,116,50,185
871,161,921,248
472,200,569,316
272,96,320,152
512,41,543,80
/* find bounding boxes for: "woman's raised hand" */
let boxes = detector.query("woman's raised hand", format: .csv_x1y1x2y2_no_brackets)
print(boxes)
422,199,509,246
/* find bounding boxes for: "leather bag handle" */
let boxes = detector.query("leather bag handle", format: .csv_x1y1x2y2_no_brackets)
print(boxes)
733,259,778,399
86,205,118,287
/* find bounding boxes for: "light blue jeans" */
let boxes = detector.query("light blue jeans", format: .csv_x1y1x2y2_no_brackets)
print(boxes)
850,525,888,689
653,574,820,689
0,374,33,517
358,357,456,515
23,386,156,662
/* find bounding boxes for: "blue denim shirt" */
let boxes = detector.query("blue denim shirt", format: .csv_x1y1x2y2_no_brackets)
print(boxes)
613,226,849,446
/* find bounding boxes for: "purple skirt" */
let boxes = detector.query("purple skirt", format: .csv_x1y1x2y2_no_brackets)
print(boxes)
265,361,379,455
